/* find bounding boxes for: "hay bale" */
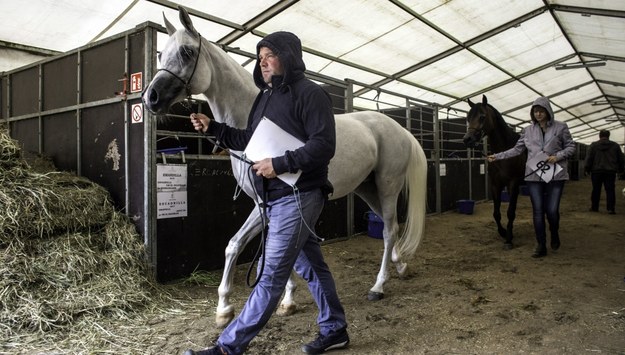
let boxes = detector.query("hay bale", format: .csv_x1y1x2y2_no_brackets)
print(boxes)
0,126,153,349
0,170,115,243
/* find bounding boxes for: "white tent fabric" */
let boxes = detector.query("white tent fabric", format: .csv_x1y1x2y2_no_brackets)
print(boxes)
1,0,623,146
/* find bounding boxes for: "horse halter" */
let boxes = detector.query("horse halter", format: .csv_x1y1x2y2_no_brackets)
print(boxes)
467,106,487,136
157,33,203,99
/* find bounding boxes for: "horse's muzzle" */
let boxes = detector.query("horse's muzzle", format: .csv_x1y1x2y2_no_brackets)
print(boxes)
462,133,480,148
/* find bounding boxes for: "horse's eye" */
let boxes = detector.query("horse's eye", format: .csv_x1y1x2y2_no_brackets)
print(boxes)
180,48,194,60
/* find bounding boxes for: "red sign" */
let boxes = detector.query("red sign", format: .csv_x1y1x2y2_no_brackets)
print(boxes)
130,72,142,93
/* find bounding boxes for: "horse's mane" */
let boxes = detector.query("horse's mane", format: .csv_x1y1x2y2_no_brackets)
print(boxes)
487,103,519,148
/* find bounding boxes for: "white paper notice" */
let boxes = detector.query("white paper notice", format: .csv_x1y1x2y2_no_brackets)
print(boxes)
157,164,187,219
439,163,447,177
526,151,562,183
244,117,305,186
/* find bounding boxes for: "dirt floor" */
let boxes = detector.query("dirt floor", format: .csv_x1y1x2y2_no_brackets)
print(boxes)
134,178,624,355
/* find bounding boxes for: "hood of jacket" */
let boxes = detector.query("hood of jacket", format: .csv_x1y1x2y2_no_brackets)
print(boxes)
530,96,555,126
253,31,306,90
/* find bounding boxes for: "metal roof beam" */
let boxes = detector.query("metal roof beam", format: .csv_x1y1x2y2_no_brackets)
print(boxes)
146,0,244,30
218,0,300,45
550,5,625,19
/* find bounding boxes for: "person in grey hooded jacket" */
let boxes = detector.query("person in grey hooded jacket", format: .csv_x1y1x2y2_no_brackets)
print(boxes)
186,31,348,355
487,97,575,258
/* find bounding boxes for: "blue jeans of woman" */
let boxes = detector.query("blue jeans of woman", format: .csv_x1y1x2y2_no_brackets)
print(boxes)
218,188,347,355
527,180,565,246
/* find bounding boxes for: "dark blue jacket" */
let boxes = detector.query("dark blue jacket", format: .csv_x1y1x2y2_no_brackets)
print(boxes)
208,31,336,201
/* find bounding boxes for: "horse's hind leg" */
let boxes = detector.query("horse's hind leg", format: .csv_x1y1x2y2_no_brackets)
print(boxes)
216,207,264,328
355,181,401,301
276,271,298,316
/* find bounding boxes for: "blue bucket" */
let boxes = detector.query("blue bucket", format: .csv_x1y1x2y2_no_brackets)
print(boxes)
501,190,510,202
456,200,475,215
365,211,384,239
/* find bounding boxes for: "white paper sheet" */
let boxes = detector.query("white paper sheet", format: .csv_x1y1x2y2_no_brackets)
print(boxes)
526,151,562,183
244,117,305,186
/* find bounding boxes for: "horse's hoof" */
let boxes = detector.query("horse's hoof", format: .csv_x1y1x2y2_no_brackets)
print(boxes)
396,262,408,277
367,291,384,301
502,242,513,250
276,303,297,316
215,310,234,329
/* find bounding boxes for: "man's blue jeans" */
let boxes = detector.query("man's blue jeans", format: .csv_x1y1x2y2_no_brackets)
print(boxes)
527,180,565,246
219,188,347,354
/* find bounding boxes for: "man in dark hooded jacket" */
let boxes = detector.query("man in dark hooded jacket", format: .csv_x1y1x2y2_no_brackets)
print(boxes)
186,31,348,355
584,130,625,214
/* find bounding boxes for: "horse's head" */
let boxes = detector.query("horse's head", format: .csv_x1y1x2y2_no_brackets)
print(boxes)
463,95,493,148
142,6,209,114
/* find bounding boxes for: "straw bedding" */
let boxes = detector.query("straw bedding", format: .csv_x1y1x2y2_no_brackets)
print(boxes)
0,126,155,352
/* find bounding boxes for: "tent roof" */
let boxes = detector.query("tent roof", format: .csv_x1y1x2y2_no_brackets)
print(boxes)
1,0,624,146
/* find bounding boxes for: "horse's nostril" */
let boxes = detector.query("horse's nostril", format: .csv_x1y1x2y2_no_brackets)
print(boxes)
148,90,158,104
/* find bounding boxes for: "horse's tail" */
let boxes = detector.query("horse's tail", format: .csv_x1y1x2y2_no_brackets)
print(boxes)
395,135,427,262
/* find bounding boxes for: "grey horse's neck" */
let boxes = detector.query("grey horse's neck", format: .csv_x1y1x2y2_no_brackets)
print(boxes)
201,40,257,129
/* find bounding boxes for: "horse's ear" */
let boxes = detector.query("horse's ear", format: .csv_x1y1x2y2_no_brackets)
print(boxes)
163,12,177,35
482,95,488,105
468,98,475,108
178,6,199,37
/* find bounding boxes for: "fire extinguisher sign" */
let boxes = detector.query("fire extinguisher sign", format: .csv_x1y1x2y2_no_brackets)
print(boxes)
130,72,142,93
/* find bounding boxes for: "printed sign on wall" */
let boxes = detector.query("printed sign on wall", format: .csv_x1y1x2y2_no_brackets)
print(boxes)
130,72,142,93
157,164,187,219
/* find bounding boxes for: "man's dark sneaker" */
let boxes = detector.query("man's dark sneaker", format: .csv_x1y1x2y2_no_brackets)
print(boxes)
531,244,547,258
589,208,598,212
302,329,349,354
184,346,226,355
608,210,616,215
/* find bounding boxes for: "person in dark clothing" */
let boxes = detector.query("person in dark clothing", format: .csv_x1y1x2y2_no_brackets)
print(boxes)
184,31,348,355
584,130,625,214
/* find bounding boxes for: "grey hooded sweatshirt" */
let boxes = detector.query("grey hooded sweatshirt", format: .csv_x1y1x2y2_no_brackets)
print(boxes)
494,97,576,182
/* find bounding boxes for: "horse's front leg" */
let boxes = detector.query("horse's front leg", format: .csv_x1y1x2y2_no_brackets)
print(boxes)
276,271,298,316
492,198,505,234
216,207,264,328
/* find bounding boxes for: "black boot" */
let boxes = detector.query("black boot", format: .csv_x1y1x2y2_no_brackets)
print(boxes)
551,234,560,250
532,244,547,258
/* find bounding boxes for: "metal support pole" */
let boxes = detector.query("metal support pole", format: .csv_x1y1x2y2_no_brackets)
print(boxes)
345,81,354,237
433,105,441,214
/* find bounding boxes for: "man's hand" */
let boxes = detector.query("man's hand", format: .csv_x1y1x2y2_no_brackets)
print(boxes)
190,113,210,133
253,158,277,179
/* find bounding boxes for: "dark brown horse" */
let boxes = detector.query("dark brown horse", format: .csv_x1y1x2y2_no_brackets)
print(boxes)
463,95,526,249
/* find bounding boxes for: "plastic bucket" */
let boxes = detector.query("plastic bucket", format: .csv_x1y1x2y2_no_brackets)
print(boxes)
456,200,475,215
501,190,510,202
365,211,384,239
